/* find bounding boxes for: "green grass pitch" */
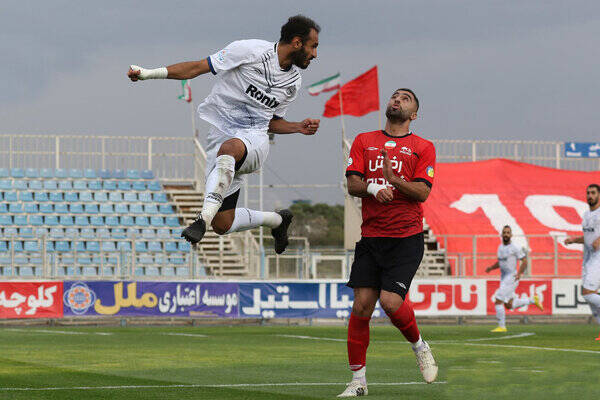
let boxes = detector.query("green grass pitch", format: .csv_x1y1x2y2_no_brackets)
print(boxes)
0,324,599,399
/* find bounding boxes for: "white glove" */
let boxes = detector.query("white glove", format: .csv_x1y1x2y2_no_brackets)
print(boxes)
130,65,168,80
367,183,387,197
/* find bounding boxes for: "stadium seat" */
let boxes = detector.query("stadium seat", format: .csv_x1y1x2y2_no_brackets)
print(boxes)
14,180,28,191
142,228,156,239
69,169,83,179
0,180,11,190
118,181,132,191
0,204,7,213
170,256,185,265
126,170,141,180
34,227,48,237
65,192,79,202
145,204,158,214
14,215,28,226
59,216,74,226
141,169,154,179
165,242,178,252
147,241,162,252
90,216,104,226
25,168,39,178
117,242,131,251
81,228,95,239
124,192,137,202
75,242,86,252
28,180,42,190
88,180,102,191
147,181,161,191
70,204,84,214
45,241,54,252
19,228,34,238
0,242,7,252
84,169,97,179
73,180,87,190
97,228,110,239
140,192,153,203
59,180,73,190
94,192,108,202
65,228,79,238
153,193,167,203
87,241,100,252
55,241,71,252
50,228,64,238
9,203,23,213
115,204,128,214
98,169,111,179
4,191,17,202
111,228,125,239
24,241,40,252
0,168,9,178
135,216,149,227
130,204,143,214
9,241,24,252
159,204,174,214
109,192,122,202
23,204,38,213
49,192,63,202
101,241,116,252
105,216,119,226
29,215,43,226
166,217,180,227
40,168,54,178
54,168,68,179
178,242,191,252
150,216,164,227
4,227,18,237
85,204,99,214
11,168,25,178
132,181,146,191
18,192,33,202
55,203,68,214
75,216,89,226
43,180,58,190
103,180,117,190
34,192,49,202
135,241,147,252
120,216,134,226
127,228,139,237
79,191,93,202
156,228,170,239
112,169,125,179
99,204,113,214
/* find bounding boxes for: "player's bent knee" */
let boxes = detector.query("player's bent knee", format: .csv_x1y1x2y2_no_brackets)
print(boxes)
352,300,376,317
218,139,246,159
211,220,232,235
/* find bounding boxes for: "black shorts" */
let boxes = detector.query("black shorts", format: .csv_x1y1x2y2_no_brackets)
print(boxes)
346,232,424,299
217,147,248,212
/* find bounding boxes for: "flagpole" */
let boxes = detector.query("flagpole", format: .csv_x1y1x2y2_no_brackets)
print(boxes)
338,73,346,143
190,100,197,138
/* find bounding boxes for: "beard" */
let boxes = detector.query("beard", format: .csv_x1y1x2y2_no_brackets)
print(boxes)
502,237,510,244
291,48,311,69
588,197,598,207
386,104,412,123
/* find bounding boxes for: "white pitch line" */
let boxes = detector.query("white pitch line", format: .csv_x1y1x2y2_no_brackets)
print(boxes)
453,342,600,355
431,332,536,343
3,328,112,336
277,334,345,342
162,333,208,338
476,360,502,364
277,332,535,344
0,381,446,392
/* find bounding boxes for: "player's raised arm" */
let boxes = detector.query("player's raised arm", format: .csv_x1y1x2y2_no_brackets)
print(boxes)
346,175,393,203
127,59,212,81
268,117,320,135
564,235,584,245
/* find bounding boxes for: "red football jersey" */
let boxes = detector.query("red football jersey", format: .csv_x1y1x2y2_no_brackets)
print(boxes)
346,130,436,238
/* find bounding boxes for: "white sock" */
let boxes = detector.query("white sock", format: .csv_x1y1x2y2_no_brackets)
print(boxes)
495,304,506,328
411,335,424,350
201,155,235,225
226,208,282,234
583,293,600,324
512,297,533,309
352,366,366,384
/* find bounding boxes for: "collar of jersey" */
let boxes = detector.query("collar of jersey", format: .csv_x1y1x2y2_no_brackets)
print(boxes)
274,42,292,72
381,130,412,139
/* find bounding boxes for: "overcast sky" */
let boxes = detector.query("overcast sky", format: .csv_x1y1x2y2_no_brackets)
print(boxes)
2,1,600,208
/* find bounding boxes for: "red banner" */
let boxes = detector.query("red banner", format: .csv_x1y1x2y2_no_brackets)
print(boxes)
422,159,600,276
486,279,552,315
0,282,63,319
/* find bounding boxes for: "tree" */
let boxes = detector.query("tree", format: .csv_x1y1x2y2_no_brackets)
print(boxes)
288,202,344,247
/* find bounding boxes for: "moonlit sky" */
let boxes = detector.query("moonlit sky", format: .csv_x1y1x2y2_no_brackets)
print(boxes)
2,1,599,208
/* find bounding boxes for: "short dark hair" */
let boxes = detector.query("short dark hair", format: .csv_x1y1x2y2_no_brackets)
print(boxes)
396,88,419,111
503,225,511,231
588,184,600,192
280,15,320,44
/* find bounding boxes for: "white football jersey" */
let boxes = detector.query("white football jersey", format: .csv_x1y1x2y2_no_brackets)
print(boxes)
497,242,526,279
197,39,302,134
582,207,600,265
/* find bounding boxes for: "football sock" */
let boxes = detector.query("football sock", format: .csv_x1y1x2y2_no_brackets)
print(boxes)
200,155,235,225
351,366,366,384
225,208,283,234
512,297,533,309
495,304,506,328
388,301,420,343
583,293,600,324
347,313,370,374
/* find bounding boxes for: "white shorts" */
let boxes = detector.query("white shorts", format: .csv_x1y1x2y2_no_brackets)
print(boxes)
494,276,519,303
204,124,270,199
582,260,600,292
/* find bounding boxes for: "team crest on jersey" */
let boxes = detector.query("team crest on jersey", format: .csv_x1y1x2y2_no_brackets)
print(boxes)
216,50,227,63
427,166,434,178
347,157,353,166
400,146,412,155
286,86,296,96
384,141,397,149
63,282,96,315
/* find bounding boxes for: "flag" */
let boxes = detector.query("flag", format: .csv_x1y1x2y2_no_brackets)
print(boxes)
178,80,192,103
323,66,379,118
307,73,341,96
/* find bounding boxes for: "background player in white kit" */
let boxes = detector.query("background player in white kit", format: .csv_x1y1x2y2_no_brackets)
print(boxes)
485,225,543,332
565,184,600,336
127,15,321,253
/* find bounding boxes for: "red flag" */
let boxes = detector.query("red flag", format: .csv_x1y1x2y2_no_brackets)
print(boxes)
323,66,379,118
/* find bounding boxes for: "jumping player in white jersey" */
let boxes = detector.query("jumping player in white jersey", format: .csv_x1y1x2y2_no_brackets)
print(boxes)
485,225,543,332
565,184,600,339
127,15,321,253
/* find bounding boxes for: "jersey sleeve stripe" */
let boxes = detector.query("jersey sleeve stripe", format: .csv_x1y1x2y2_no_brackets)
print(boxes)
413,178,432,188
345,170,365,178
206,57,216,75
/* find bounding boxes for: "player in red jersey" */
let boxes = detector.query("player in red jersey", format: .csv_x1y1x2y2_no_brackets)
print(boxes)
338,89,438,397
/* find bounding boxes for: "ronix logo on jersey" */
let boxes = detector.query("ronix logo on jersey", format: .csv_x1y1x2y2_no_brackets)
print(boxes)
245,84,280,108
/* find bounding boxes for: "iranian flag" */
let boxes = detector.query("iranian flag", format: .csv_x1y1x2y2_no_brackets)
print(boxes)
178,80,192,102
307,73,341,96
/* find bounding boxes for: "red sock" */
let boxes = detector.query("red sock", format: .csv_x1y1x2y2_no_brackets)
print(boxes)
389,300,420,343
347,313,370,371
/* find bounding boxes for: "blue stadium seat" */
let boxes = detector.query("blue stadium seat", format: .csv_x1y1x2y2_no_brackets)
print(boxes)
85,204,99,214
130,204,143,214
55,203,68,214
112,169,125,179
45,241,54,252
141,170,154,179
153,193,167,203
144,204,158,214
120,216,134,226
135,216,149,227
142,228,156,239
0,241,7,252
150,216,164,227
75,216,89,226
14,215,28,226
77,256,91,265
88,180,102,191
99,204,113,214
43,180,58,190
135,242,147,252
74,242,86,252
19,228,34,238
35,227,48,236
81,228,95,239
0,168,9,178
159,204,174,214
105,216,119,227
4,191,17,202
166,217,180,227
49,192,63,202
24,241,39,252
40,168,54,178
50,228,64,238
84,169,97,179
124,192,138,202
4,227,18,237
170,256,185,265
115,204,128,214
82,266,97,275
157,228,170,239
126,170,141,180
138,192,152,203
23,203,38,213
69,169,83,179
55,241,71,252
28,180,42,190
0,204,7,213
111,228,126,239
103,180,117,190
147,181,162,191
14,180,28,190
34,192,49,202
59,180,73,190
29,215,43,226
60,216,74,226
87,241,100,252
11,168,25,178
70,203,83,214
94,192,108,202
127,228,139,237
65,228,79,238
119,181,132,191
165,242,178,252
54,169,68,179
0,192,3,202
65,192,78,202
90,216,104,226
98,169,111,179
97,228,110,239
109,192,122,202
9,203,23,213
139,256,154,266
79,191,93,202
45,216,58,226
0,180,11,190
19,192,33,202
132,181,146,191
73,180,87,190
25,168,39,178
9,241,24,252
101,241,116,252
178,242,191,252
117,242,131,251
148,241,162,252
